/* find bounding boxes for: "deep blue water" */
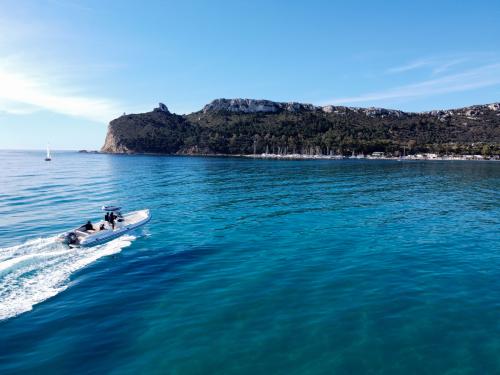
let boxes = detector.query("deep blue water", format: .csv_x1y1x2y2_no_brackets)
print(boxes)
0,150,499,374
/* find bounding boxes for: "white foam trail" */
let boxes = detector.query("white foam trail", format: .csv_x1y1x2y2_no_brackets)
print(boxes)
0,234,135,320
0,250,72,276
0,236,60,261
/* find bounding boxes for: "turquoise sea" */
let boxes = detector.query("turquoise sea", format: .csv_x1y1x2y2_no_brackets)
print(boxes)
0,150,499,374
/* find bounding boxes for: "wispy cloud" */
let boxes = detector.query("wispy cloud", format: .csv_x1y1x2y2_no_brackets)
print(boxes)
386,53,499,76
431,58,466,75
326,63,500,106
0,60,121,123
386,59,433,74
386,57,471,76
0,12,121,124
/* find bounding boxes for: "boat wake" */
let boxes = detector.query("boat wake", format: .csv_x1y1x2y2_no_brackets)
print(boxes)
0,234,135,321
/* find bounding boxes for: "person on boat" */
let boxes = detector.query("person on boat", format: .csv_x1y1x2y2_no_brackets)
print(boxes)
84,221,94,231
104,212,110,223
109,213,116,230
99,223,106,231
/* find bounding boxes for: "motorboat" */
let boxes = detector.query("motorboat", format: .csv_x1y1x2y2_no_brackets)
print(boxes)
58,206,151,247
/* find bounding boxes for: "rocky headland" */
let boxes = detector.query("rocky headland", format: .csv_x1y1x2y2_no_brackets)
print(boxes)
101,99,500,157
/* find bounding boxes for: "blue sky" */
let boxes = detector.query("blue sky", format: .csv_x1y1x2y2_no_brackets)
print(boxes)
0,0,499,150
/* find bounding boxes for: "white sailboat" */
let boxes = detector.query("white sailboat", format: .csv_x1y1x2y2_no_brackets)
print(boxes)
45,144,52,161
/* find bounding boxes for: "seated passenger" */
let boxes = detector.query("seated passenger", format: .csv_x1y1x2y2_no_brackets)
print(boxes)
100,223,105,230
84,221,94,231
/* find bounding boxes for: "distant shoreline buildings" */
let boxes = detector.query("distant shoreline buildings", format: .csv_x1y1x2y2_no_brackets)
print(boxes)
245,152,499,161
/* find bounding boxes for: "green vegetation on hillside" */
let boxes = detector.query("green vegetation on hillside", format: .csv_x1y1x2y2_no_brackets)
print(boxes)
102,105,500,156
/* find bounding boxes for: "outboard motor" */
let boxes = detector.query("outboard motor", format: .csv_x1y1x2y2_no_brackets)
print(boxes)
66,232,78,245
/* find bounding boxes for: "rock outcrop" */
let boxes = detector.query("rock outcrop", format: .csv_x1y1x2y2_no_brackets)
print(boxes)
101,107,192,154
154,102,170,113
101,99,500,156
202,98,316,113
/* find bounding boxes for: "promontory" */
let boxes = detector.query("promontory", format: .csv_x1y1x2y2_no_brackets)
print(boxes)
101,99,500,156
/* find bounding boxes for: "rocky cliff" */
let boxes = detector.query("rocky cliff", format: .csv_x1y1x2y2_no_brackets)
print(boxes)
101,99,500,156
101,103,195,154
202,98,317,113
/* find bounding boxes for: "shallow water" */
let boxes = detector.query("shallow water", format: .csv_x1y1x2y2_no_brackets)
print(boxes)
0,150,499,374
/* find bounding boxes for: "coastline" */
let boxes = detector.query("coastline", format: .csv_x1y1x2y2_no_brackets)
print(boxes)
243,153,500,161
94,150,499,161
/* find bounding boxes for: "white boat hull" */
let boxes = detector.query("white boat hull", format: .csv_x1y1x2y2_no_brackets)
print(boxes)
59,209,151,247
